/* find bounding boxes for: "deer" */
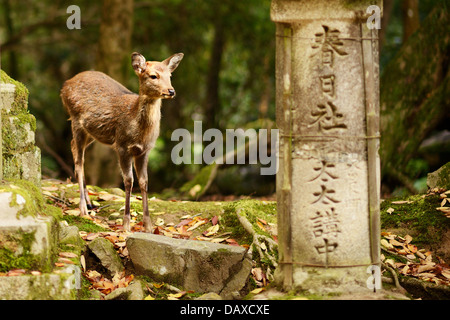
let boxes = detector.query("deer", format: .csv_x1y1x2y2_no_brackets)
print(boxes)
61,52,184,233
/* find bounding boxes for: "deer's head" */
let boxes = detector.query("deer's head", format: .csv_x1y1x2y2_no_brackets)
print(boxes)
132,52,184,99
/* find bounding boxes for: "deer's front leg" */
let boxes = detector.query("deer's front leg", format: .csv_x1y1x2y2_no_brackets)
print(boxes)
134,152,153,233
118,150,134,232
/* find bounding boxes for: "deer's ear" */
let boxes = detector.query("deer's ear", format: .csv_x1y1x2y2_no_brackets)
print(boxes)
132,52,147,75
163,53,184,72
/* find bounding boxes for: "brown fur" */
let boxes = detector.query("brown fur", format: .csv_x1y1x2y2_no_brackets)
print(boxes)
61,52,183,232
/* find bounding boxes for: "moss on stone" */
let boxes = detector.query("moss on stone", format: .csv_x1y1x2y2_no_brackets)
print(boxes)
0,179,54,219
0,69,29,114
380,193,450,248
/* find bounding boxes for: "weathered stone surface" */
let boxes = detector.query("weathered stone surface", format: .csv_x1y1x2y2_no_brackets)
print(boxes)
59,223,84,247
272,0,382,293
104,280,144,300
127,233,252,297
1,70,41,184
427,162,450,190
195,292,223,300
0,190,58,271
87,237,124,276
0,273,74,300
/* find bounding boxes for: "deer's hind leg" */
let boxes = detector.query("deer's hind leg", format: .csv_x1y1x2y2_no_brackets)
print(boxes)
71,127,93,216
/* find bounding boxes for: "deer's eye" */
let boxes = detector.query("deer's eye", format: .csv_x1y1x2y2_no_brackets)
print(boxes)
150,75,158,80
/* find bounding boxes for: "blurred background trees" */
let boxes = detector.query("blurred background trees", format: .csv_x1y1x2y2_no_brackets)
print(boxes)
0,0,448,198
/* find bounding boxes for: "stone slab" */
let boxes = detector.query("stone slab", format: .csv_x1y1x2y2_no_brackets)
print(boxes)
126,233,252,297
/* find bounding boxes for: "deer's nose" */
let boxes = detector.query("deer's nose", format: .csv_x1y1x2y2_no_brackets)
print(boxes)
168,89,175,96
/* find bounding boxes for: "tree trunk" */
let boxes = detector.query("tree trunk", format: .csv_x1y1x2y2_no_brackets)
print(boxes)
380,3,449,186
85,0,134,187
402,0,420,43
2,0,18,78
379,0,395,51
204,19,225,130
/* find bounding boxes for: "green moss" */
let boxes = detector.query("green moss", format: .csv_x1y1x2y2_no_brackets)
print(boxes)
0,69,29,114
60,215,108,233
380,193,450,246
0,179,44,218
180,164,217,199
0,229,39,272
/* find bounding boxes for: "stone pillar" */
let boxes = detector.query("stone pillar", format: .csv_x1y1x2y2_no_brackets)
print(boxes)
1,70,41,185
272,0,382,294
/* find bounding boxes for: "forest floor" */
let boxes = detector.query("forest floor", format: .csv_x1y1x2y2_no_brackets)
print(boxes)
41,179,450,300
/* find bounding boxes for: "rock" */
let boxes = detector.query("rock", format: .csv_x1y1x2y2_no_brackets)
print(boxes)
87,237,124,277
59,224,84,247
427,162,450,190
195,292,223,300
104,280,144,300
127,233,252,297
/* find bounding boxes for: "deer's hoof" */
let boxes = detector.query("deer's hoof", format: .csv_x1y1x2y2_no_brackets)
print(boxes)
123,215,131,232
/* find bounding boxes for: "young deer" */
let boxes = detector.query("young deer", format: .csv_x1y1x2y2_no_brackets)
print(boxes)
61,52,184,232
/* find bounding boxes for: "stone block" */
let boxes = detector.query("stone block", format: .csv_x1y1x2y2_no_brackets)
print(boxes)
0,190,58,272
3,147,41,185
2,114,36,151
0,273,74,300
0,83,16,113
127,233,252,297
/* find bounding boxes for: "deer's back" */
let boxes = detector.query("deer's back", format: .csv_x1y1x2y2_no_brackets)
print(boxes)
61,71,138,117
61,71,139,146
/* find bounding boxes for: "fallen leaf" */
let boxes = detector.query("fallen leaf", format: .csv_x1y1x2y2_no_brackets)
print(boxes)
386,207,395,214
391,200,411,205
80,255,86,272
42,186,59,192
7,269,26,276
257,218,268,225
59,252,78,258
155,218,165,226
250,288,265,294
144,295,155,300
186,219,207,231
211,216,219,226
65,209,81,216
252,268,264,281
417,263,435,273
381,239,393,249
389,239,404,247
168,291,186,299
257,221,266,232
404,234,413,244
407,244,417,253
203,224,219,237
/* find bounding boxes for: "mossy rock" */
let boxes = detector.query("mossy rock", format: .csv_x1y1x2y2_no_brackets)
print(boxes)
427,162,450,190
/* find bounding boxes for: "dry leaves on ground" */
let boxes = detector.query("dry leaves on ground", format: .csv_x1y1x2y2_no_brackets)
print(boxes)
381,232,450,286
84,270,134,295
